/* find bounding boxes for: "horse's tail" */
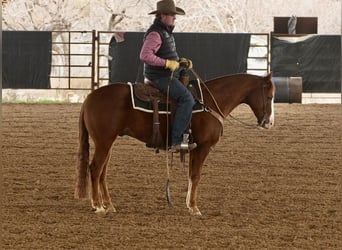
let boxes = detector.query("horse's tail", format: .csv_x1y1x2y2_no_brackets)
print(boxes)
74,104,90,199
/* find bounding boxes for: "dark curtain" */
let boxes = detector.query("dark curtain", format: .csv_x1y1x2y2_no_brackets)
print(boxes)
3,31,52,89
271,35,341,92
174,33,251,81
108,32,144,83
108,32,251,83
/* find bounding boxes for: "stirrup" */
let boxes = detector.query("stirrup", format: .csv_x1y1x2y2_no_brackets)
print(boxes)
169,142,197,153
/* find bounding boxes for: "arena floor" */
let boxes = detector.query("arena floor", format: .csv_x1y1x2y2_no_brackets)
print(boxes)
2,103,341,249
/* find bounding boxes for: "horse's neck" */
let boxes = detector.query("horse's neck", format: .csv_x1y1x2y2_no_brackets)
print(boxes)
204,78,256,117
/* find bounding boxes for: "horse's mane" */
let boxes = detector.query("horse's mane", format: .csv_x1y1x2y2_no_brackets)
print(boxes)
205,73,263,84
203,73,265,90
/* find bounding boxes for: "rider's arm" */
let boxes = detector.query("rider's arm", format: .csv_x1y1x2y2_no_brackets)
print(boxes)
140,31,166,67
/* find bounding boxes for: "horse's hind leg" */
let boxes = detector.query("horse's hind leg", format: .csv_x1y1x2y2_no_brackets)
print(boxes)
99,152,116,213
89,147,111,214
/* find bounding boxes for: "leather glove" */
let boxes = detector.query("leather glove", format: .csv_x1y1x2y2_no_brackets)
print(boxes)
165,59,180,72
179,57,193,69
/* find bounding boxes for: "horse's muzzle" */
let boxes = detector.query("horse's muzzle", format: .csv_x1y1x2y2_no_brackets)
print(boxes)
259,116,274,129
262,122,273,129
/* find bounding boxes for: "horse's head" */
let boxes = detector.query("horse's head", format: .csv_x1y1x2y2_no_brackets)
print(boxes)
248,73,275,129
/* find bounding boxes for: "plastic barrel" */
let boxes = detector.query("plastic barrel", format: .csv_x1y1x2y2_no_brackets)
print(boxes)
272,77,302,103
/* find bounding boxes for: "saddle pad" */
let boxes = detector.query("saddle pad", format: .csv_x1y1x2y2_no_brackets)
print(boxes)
128,80,204,114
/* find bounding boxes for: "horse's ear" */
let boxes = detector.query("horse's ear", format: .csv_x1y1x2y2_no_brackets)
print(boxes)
265,72,273,80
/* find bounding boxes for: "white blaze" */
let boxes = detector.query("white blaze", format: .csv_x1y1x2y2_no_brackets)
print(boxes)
186,179,192,208
269,98,275,126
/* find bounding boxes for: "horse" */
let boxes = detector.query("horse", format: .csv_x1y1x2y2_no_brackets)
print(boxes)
74,73,275,216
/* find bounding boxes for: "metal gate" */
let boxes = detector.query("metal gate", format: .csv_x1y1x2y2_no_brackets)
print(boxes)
50,30,95,90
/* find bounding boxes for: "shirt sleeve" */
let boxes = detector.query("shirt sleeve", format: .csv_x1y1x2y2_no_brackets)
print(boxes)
140,31,167,67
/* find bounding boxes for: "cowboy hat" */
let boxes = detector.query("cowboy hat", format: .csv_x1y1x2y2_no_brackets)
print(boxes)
148,0,185,15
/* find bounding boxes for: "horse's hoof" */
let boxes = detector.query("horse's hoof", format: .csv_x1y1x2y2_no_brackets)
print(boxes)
189,207,202,216
102,202,116,213
105,205,117,213
94,206,106,214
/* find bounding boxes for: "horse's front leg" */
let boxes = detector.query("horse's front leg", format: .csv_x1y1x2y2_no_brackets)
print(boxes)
187,145,211,216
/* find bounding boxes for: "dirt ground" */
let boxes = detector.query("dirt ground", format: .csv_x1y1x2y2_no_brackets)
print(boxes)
1,103,341,249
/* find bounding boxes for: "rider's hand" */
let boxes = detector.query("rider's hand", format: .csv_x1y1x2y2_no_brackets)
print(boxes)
179,57,193,69
165,59,180,72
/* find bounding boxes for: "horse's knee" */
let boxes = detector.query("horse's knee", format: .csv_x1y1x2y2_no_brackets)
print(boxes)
190,173,201,185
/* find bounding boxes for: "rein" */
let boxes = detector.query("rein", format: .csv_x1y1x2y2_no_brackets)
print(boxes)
190,69,226,118
189,69,225,131
165,72,173,207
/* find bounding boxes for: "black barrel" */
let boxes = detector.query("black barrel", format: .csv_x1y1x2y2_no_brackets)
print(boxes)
272,77,302,103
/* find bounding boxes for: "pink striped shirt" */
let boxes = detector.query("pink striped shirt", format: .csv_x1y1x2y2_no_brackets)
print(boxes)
140,31,167,67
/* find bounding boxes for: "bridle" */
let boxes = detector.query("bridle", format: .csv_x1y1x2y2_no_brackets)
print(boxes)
257,83,272,127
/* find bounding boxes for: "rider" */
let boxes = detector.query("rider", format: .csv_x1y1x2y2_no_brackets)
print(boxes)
140,0,197,153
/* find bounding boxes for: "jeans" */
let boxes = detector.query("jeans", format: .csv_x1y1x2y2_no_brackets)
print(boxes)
154,76,195,145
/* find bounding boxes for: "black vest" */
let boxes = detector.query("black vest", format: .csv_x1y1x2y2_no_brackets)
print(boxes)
143,18,180,80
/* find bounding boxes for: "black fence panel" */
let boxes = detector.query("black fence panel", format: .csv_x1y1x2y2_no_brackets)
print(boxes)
108,32,144,84
3,31,52,89
271,35,341,92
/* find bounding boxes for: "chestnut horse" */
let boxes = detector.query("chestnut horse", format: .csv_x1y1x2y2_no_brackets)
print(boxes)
74,73,275,215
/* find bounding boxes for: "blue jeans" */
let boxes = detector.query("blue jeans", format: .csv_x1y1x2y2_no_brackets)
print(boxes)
154,76,195,145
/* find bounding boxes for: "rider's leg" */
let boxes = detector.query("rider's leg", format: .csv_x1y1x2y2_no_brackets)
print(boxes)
154,77,196,147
